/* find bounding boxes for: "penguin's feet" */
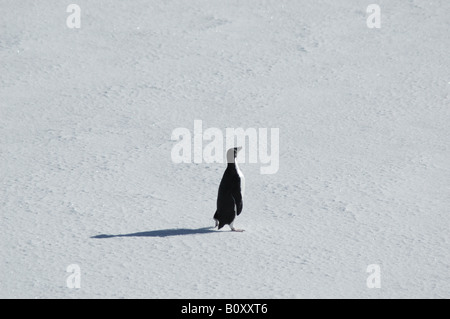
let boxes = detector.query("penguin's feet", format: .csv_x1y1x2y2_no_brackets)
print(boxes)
229,222,244,232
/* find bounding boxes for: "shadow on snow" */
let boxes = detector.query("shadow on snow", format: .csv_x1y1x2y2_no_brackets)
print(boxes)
91,227,219,239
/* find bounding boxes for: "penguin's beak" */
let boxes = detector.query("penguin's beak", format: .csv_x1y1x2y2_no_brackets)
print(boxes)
236,146,242,152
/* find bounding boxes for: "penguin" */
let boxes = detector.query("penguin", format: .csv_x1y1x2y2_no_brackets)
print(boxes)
213,147,245,232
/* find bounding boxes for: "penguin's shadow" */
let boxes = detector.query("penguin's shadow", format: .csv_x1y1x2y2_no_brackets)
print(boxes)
91,227,219,239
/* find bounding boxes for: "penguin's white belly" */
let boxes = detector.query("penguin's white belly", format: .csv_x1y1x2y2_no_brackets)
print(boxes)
236,164,245,198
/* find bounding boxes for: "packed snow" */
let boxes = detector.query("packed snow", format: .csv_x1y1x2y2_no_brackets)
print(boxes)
1,0,449,298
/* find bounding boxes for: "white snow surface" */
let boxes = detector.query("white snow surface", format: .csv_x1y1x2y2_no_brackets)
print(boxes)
1,0,449,298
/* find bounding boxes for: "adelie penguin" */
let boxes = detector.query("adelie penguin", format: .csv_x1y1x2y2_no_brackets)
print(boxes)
214,147,245,232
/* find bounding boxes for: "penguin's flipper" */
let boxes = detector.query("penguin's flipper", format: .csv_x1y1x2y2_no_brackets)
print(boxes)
232,184,243,216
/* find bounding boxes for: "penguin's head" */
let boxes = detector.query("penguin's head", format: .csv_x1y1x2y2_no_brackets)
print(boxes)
227,147,242,163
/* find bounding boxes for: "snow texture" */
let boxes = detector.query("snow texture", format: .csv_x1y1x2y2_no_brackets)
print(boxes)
1,0,449,298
